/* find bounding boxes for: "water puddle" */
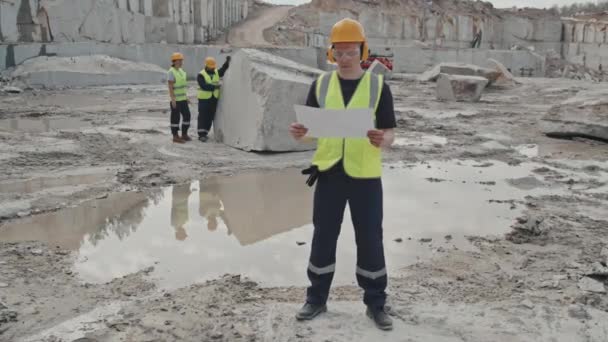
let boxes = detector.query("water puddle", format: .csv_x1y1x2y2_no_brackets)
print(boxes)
0,117,90,133
394,135,447,148
0,161,576,288
0,173,111,194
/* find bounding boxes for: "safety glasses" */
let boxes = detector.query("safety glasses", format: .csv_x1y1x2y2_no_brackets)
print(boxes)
332,49,360,59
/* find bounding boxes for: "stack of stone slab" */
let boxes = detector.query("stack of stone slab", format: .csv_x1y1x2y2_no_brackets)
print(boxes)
541,89,608,142
214,48,323,152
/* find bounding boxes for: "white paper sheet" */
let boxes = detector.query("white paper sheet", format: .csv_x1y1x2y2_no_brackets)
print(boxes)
294,105,374,138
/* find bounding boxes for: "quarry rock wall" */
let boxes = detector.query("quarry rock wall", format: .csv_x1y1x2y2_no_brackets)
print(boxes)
0,0,248,44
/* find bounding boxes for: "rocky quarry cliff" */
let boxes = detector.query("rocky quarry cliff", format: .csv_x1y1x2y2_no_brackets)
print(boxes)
265,0,607,73
0,0,248,44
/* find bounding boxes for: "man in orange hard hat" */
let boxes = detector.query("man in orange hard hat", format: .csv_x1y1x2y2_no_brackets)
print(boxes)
289,18,396,330
196,56,231,142
167,52,192,143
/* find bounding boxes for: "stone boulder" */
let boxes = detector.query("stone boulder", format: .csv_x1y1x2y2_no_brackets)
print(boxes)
436,73,488,102
368,60,392,80
10,55,167,88
487,58,519,87
540,89,608,142
419,62,500,84
214,48,322,152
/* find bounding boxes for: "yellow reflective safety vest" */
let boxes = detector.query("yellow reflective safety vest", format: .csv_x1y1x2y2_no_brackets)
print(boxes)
197,69,220,100
169,67,188,102
311,71,384,178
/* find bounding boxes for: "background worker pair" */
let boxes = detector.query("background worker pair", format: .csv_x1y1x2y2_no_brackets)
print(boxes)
167,52,231,144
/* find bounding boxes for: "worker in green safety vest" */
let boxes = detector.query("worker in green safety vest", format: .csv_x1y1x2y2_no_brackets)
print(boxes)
289,18,396,331
167,52,192,144
197,56,231,142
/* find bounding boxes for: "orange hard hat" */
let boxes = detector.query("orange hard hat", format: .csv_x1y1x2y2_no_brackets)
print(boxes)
327,18,369,63
205,57,217,69
330,18,366,44
171,52,184,62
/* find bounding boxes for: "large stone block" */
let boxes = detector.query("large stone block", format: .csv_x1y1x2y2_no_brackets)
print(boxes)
182,24,195,44
166,22,183,43
118,10,146,44
10,55,167,88
194,26,206,43
214,48,322,152
368,59,392,80
127,0,140,13
141,0,154,16
419,62,500,83
0,1,20,42
436,73,488,102
152,0,171,17
541,89,608,142
45,0,145,44
145,16,169,43
486,58,518,87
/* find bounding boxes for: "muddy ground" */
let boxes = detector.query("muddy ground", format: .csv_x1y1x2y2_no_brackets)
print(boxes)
1,77,607,341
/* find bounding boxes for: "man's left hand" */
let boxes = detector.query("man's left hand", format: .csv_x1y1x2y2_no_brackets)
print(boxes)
367,129,384,148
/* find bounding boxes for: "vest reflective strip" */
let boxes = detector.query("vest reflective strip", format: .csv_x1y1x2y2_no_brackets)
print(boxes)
308,262,335,275
182,121,190,125
356,266,386,280
317,72,331,108
369,73,380,110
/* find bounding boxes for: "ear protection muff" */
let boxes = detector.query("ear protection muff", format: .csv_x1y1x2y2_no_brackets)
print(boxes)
361,42,369,61
326,41,370,63
327,46,336,64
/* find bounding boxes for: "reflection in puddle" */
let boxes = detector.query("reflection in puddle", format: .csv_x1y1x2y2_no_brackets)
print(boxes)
0,173,111,194
0,191,149,249
0,117,90,133
0,161,577,288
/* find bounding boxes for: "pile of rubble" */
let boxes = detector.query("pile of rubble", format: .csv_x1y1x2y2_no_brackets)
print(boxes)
546,50,607,82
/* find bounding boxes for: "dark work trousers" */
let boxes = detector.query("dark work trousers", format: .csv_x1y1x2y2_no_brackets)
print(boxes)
170,100,191,136
197,98,218,137
306,166,387,308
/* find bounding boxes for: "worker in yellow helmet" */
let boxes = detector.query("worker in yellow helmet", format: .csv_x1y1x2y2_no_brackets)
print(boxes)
196,55,231,142
289,18,396,330
167,52,192,143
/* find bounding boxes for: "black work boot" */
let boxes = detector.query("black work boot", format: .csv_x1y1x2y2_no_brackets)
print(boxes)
366,306,393,331
295,303,327,321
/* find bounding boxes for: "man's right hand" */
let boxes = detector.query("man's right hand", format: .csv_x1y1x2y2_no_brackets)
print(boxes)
171,99,177,109
289,123,308,140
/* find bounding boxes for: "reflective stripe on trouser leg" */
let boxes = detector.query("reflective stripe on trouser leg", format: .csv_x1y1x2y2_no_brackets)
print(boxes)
178,101,191,135
349,177,387,307
306,170,348,305
170,102,181,135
